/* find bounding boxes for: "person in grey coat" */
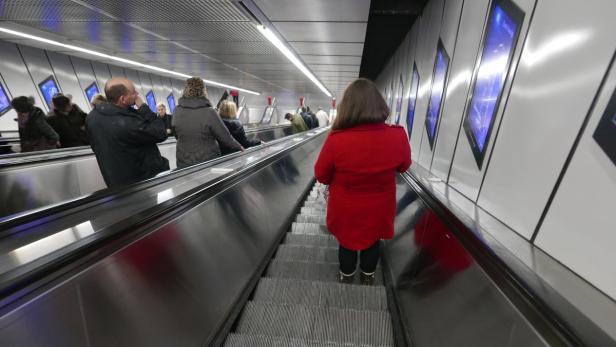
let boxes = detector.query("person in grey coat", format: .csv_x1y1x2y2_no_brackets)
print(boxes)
172,77,242,169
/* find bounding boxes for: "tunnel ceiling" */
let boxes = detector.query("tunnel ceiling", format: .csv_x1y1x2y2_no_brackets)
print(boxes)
0,0,370,100
360,0,429,81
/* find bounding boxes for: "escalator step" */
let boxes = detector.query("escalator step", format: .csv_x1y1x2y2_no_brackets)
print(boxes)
276,244,338,263
296,214,327,224
284,234,338,248
224,333,379,347
303,202,327,210
235,302,393,346
253,278,388,311
266,260,382,285
300,207,327,215
291,222,330,235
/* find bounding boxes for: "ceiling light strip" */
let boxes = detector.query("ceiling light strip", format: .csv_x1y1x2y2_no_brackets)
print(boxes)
0,27,260,95
257,25,332,97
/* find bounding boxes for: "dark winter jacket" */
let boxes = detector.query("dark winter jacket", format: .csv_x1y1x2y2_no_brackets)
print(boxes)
309,112,319,128
300,112,314,129
172,97,241,169
47,107,89,148
159,114,175,137
17,107,59,152
220,118,261,155
86,102,169,188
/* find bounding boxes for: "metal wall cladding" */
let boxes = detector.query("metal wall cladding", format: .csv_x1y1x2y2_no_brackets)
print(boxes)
374,0,616,306
0,135,325,347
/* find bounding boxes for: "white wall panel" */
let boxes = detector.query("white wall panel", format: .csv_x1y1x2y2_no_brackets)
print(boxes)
425,0,465,173
46,52,89,112
90,61,111,90
415,0,445,167
149,74,168,110
70,56,98,108
431,0,489,181
536,58,616,300
125,69,145,97
448,0,536,201
0,41,45,131
478,0,616,239
107,65,126,78
18,45,58,112
170,79,184,99
137,70,154,100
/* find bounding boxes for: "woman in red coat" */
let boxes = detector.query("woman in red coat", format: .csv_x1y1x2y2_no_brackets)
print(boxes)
314,78,411,284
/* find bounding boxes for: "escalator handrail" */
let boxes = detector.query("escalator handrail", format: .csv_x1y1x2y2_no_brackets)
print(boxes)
0,128,298,233
0,128,328,308
401,169,615,346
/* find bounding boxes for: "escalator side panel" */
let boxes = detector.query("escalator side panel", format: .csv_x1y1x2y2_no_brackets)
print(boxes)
383,177,548,347
0,135,323,347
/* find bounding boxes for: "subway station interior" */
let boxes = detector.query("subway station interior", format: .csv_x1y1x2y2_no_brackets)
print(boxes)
0,0,615,346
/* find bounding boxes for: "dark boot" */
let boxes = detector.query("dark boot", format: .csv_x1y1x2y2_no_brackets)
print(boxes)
360,271,375,285
338,271,355,284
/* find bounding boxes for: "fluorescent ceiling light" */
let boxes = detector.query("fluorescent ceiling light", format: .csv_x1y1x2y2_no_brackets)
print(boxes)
257,25,332,97
0,27,260,95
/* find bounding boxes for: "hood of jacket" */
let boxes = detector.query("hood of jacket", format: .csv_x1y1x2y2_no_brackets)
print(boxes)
178,96,212,109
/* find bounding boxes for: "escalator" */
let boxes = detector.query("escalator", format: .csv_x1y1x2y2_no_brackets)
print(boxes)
225,182,393,346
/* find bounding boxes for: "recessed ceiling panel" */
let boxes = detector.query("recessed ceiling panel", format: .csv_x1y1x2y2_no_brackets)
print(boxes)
272,22,368,43
253,0,370,21
290,42,364,56
302,55,362,65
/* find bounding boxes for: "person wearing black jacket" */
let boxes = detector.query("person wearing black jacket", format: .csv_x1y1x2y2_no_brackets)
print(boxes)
218,100,261,155
300,107,314,129
156,103,174,136
87,77,169,188
307,106,319,128
47,94,89,148
11,96,59,152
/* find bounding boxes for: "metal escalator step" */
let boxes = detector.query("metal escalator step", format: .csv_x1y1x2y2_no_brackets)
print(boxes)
235,302,394,346
224,333,380,347
296,214,327,224
276,244,338,263
291,222,330,235
303,202,327,210
300,207,327,216
253,278,388,311
284,234,338,248
266,260,382,285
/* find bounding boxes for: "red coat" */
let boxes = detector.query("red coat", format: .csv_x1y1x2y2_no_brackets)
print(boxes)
314,123,411,250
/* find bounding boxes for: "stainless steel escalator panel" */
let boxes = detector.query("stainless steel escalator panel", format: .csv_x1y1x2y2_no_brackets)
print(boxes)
0,128,323,346
0,128,326,282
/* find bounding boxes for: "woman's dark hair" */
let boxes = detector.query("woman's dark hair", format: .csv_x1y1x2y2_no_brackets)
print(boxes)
332,78,389,130
11,96,35,113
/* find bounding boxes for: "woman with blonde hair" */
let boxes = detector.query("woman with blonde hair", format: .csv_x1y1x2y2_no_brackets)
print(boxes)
172,77,242,169
314,78,411,285
218,100,261,155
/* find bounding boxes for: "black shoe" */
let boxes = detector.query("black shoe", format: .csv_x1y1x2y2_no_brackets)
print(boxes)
360,271,375,285
338,271,355,284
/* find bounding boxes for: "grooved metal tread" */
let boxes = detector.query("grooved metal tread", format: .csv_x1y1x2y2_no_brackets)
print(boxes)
224,333,389,347
253,278,388,312
292,222,330,235
276,244,338,263
235,302,394,346
296,214,327,224
284,234,338,248
266,260,382,285
301,207,328,215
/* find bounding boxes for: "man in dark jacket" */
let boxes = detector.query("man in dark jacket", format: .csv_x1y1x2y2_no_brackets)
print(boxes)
156,103,174,136
300,107,314,129
11,96,59,152
307,106,319,128
47,94,89,148
87,77,169,188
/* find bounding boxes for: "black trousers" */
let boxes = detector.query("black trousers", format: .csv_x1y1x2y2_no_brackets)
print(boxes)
338,241,380,275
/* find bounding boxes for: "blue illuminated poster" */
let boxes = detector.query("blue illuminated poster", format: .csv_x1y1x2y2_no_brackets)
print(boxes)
38,76,60,108
395,74,404,124
0,83,11,115
463,0,524,168
406,64,420,139
593,89,616,166
146,91,156,113
85,83,99,103
424,40,450,150
167,93,176,113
